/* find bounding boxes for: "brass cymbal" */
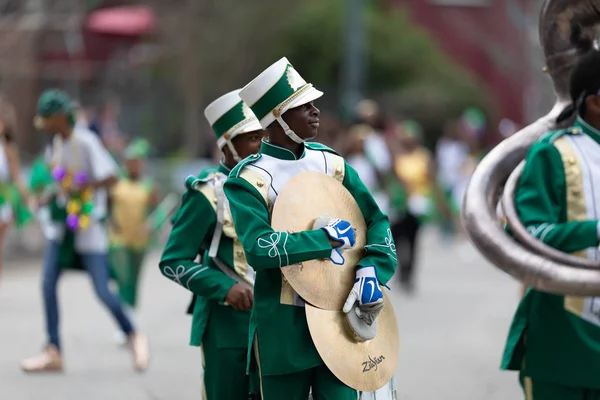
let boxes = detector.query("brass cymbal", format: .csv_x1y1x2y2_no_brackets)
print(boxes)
271,171,367,310
305,291,400,392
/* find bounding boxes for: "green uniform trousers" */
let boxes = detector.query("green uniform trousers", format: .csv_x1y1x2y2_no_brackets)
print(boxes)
202,316,250,400
109,247,146,307
520,373,600,400
258,364,356,400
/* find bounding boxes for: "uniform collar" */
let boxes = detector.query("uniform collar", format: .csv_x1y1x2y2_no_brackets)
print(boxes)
575,117,600,146
260,138,306,160
218,161,231,175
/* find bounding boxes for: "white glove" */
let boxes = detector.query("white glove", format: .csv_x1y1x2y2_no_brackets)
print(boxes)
343,266,384,324
314,217,356,265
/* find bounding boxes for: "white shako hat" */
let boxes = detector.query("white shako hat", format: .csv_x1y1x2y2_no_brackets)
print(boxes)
239,57,323,144
204,89,263,161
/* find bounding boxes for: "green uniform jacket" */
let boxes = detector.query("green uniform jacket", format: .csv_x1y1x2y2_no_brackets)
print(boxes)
502,118,600,388
159,163,251,348
223,140,397,376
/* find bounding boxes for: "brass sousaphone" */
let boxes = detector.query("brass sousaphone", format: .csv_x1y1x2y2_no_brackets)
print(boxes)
271,171,400,392
462,0,600,295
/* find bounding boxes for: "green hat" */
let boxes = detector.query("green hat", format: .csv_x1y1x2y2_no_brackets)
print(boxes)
204,89,262,145
239,57,323,144
204,89,262,162
35,89,75,127
124,138,151,160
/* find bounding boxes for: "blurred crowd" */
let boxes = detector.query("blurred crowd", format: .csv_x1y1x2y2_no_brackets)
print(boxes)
282,99,492,292
23,92,502,296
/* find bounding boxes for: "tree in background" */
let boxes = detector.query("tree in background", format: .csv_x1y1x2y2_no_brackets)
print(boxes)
147,0,298,157
104,0,488,157
264,0,489,147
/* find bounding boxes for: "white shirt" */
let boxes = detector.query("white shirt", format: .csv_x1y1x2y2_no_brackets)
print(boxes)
363,131,392,173
436,139,469,189
45,127,118,252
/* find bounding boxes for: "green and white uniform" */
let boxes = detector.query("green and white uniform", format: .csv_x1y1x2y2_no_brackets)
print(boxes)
502,117,600,399
161,163,255,399
160,88,262,400
223,141,396,399
228,57,397,399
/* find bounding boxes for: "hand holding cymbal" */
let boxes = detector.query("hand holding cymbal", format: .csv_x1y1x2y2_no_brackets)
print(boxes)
305,291,399,392
343,265,385,342
271,172,367,310
313,217,357,265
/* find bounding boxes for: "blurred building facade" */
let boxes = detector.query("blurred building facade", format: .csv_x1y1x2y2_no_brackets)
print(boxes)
395,0,531,126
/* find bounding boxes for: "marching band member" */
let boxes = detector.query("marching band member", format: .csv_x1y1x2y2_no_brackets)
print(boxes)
21,89,149,373
502,49,600,398
159,89,263,399
224,57,397,399
0,109,32,277
108,138,159,344
0,101,32,280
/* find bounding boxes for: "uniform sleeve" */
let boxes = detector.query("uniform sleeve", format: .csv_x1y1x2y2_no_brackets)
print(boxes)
85,134,118,181
223,176,332,270
342,162,397,285
159,189,236,300
515,141,599,253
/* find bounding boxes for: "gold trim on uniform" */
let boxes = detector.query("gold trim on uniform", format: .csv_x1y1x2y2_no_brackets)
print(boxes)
554,137,588,317
197,179,252,286
524,376,533,400
330,154,346,183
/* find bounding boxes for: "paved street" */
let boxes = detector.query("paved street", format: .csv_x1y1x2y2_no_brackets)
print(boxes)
0,227,522,399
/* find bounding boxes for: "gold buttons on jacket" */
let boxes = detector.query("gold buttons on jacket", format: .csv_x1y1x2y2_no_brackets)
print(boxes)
257,180,265,188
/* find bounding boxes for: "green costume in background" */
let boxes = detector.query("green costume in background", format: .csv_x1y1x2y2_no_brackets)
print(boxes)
502,118,600,399
109,139,160,308
29,156,53,195
0,150,34,228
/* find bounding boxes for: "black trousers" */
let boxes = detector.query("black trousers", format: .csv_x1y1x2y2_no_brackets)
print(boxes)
391,211,421,284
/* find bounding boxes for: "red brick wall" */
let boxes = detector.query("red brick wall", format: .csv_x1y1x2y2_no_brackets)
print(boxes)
392,0,530,126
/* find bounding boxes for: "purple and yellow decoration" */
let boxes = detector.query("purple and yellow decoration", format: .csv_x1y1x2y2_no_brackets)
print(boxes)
51,164,94,231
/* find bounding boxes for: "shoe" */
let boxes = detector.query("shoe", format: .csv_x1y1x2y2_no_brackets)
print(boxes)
21,345,63,373
129,333,150,372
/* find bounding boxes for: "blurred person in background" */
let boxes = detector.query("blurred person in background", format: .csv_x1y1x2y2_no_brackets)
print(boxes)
356,99,393,178
343,123,391,216
0,98,33,281
91,98,127,158
108,138,160,345
160,89,263,400
21,89,149,373
451,111,487,236
343,99,393,215
390,120,448,292
435,119,470,239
